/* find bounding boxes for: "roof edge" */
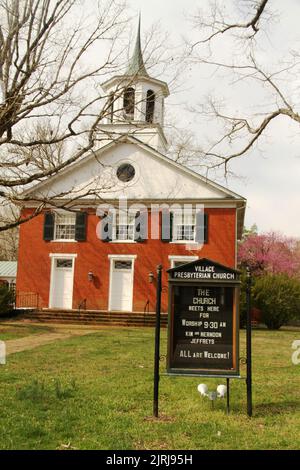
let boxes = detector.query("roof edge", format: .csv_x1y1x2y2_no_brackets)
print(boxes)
22,135,246,204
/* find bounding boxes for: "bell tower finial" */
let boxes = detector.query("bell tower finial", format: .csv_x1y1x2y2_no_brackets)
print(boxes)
126,13,149,77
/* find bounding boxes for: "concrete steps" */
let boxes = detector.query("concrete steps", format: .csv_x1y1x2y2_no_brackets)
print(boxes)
20,309,168,327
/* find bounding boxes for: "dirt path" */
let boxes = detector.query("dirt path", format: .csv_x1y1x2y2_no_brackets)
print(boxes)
5,328,97,356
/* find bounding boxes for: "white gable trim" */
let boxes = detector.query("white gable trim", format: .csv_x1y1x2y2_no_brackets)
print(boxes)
128,137,245,200
22,138,123,197
23,135,246,202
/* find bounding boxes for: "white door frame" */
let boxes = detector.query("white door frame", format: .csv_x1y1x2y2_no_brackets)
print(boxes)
108,254,137,312
49,253,77,309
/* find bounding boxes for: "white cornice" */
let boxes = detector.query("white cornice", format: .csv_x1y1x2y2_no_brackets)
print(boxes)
101,75,170,97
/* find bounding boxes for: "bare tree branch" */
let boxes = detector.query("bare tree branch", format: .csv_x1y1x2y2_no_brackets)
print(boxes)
0,0,150,231
190,0,269,49
183,0,300,176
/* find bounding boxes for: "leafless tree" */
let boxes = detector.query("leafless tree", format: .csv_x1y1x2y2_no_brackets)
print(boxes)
0,226,18,259
0,0,138,231
0,1,181,232
185,0,300,173
0,205,18,259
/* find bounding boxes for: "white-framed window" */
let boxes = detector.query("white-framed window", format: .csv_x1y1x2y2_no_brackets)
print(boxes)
114,260,133,271
56,259,73,269
172,211,195,243
123,87,135,120
54,213,76,241
112,212,135,242
169,256,198,269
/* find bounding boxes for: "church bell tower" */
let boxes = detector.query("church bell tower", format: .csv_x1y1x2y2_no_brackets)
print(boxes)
100,16,170,152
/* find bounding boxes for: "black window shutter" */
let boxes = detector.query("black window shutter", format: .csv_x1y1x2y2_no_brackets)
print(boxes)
204,213,208,243
161,210,173,242
43,212,54,241
101,212,113,242
75,212,87,241
134,210,147,242
195,212,208,244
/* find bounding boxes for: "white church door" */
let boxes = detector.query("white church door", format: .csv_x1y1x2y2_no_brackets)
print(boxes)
50,257,75,309
109,257,135,312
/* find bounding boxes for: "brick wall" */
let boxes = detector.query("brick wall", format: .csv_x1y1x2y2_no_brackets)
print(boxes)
16,208,236,312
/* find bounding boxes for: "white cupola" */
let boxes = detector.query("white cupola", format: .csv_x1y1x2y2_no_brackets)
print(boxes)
100,16,170,152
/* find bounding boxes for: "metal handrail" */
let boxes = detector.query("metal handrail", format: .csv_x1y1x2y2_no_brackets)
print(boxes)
15,291,39,309
78,298,87,313
143,299,150,323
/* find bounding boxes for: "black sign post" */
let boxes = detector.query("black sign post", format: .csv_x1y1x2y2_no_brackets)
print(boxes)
152,258,252,417
246,267,253,417
167,258,240,378
153,264,162,418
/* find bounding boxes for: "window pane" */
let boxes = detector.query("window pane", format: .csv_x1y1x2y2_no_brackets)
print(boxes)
114,261,132,270
175,225,195,241
123,87,135,117
56,259,73,268
184,213,195,225
173,212,195,241
146,90,155,123
174,261,186,268
114,213,135,241
55,213,76,240
109,92,114,122
117,163,135,182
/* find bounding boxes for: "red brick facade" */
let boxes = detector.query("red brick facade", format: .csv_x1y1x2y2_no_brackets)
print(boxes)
16,207,236,312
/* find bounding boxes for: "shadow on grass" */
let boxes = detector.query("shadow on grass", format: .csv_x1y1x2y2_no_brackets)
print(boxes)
16,378,78,402
254,401,300,416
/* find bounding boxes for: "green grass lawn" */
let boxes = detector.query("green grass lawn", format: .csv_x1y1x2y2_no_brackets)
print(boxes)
0,323,54,341
0,327,299,450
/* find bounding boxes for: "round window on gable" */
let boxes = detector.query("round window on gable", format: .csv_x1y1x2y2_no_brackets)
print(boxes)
116,163,135,183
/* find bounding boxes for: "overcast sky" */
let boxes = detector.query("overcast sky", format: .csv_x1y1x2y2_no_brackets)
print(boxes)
125,0,300,238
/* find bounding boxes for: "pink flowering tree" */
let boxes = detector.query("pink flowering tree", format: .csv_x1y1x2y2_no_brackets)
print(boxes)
238,231,300,278
238,230,300,328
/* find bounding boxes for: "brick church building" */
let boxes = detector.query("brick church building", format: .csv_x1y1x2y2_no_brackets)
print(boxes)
16,20,246,315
